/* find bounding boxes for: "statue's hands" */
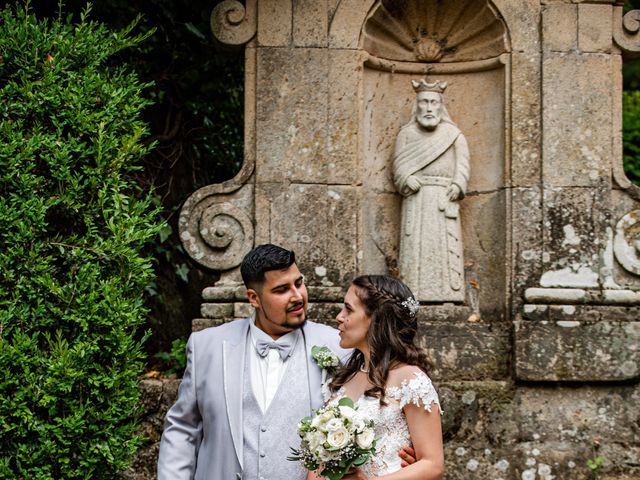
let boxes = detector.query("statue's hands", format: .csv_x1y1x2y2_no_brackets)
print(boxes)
406,176,421,193
446,183,461,201
399,445,417,467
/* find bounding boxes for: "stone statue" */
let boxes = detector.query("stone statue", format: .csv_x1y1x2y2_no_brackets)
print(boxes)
393,79,470,302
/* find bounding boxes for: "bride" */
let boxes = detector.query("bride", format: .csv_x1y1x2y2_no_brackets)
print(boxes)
309,275,444,480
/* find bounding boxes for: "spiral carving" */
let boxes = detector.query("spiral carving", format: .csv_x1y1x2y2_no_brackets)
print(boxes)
180,202,254,271
210,0,257,46
613,210,640,276
614,7,640,54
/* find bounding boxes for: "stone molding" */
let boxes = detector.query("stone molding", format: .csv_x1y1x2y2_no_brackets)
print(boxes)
210,0,257,46
614,210,640,276
613,6,640,56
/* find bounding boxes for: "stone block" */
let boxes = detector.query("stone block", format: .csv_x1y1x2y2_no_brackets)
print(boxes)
326,49,364,185
293,0,328,47
257,0,292,46
234,302,252,318
514,320,640,381
542,53,613,187
510,53,542,187
418,322,510,381
542,3,577,51
200,303,233,319
255,183,358,288
540,186,611,287
192,317,227,332
578,4,613,53
460,191,508,317
511,187,543,308
492,0,540,53
255,48,329,183
306,302,341,326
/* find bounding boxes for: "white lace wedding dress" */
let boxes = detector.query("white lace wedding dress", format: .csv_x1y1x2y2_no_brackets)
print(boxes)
327,370,442,476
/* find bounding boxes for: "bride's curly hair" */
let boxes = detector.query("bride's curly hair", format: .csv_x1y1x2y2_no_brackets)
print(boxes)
329,275,431,405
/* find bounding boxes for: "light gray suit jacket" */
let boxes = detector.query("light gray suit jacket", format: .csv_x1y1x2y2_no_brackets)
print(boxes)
157,317,348,480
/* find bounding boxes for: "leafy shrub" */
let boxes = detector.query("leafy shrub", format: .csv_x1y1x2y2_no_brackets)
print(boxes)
154,337,188,377
0,4,162,478
623,90,640,185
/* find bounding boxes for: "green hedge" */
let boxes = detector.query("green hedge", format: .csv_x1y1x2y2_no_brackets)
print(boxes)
0,4,161,478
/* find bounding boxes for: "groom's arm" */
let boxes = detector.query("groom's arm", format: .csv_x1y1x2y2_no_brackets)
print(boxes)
157,334,203,479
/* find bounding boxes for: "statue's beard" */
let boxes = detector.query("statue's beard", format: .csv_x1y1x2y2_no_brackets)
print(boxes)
417,115,440,130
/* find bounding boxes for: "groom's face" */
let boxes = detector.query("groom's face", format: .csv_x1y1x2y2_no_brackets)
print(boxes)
247,263,308,339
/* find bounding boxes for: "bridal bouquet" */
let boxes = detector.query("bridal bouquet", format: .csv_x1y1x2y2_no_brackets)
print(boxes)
288,397,376,480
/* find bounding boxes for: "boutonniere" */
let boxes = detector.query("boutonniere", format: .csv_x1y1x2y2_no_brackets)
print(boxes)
311,345,340,370
311,345,340,387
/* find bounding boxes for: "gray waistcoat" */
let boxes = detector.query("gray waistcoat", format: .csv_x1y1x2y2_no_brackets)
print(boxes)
242,338,310,480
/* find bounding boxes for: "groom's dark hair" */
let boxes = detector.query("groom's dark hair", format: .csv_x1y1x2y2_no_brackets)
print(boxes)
241,244,296,288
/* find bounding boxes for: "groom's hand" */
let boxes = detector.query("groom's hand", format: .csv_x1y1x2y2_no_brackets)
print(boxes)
399,445,417,467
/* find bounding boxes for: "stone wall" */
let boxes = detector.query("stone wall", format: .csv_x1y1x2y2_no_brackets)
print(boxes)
134,0,640,479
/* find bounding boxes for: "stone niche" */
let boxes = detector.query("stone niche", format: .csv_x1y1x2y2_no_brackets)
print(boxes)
130,1,640,479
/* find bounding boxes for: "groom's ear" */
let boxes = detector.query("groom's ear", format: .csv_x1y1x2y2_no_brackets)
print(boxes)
246,288,261,309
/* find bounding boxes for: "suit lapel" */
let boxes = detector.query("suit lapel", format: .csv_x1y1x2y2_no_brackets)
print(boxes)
223,324,248,470
303,326,324,409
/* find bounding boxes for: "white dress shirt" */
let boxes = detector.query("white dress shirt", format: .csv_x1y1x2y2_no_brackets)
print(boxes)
248,316,301,412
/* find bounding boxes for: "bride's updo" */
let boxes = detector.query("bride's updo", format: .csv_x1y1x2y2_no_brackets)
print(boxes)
330,275,431,404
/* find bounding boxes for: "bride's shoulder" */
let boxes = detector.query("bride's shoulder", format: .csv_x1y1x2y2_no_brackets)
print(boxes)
387,364,430,386
386,365,441,413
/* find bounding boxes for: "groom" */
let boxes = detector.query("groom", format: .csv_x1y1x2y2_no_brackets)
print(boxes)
157,244,348,479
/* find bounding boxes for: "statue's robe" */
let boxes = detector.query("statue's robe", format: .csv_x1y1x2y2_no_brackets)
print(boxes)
393,121,470,302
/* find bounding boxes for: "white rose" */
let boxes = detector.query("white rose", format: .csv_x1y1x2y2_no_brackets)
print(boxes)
352,415,365,433
325,418,343,432
312,409,335,428
338,405,357,421
307,431,326,451
326,426,350,450
356,428,375,450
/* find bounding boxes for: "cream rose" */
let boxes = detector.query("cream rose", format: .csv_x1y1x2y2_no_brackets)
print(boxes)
325,418,344,432
338,405,357,421
326,426,350,450
356,428,375,450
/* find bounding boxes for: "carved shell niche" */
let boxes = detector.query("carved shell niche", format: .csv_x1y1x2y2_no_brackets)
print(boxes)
363,0,508,63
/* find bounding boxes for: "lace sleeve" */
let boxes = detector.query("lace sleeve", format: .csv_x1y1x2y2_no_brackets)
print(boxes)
387,371,443,414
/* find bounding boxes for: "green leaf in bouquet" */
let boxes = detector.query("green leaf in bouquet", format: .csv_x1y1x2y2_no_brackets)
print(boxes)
351,452,371,467
337,397,355,408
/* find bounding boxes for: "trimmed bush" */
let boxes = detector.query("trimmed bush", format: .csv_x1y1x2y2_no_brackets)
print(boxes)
0,4,161,478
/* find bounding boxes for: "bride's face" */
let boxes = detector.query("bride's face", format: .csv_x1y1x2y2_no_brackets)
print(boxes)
336,285,371,351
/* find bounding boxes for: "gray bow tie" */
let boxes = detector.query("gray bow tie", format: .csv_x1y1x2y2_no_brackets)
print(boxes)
255,339,293,360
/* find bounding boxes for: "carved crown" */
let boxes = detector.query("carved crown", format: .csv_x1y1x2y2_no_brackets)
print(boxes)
411,79,448,93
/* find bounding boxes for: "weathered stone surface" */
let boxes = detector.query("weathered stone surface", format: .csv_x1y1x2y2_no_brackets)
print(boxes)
542,3,578,51
540,186,611,287
515,320,640,381
255,48,329,183
257,0,291,46
510,53,542,187
578,4,613,53
542,53,613,187
460,191,508,317
493,0,540,53
200,302,233,319
360,192,401,277
326,49,363,185
255,183,357,288
418,322,510,382
293,0,327,47
512,188,543,310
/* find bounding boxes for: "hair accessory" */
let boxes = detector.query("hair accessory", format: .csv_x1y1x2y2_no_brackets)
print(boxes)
400,296,420,317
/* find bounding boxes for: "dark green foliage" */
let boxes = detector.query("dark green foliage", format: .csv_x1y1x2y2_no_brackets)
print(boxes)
154,337,187,377
0,4,162,478
623,90,640,185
